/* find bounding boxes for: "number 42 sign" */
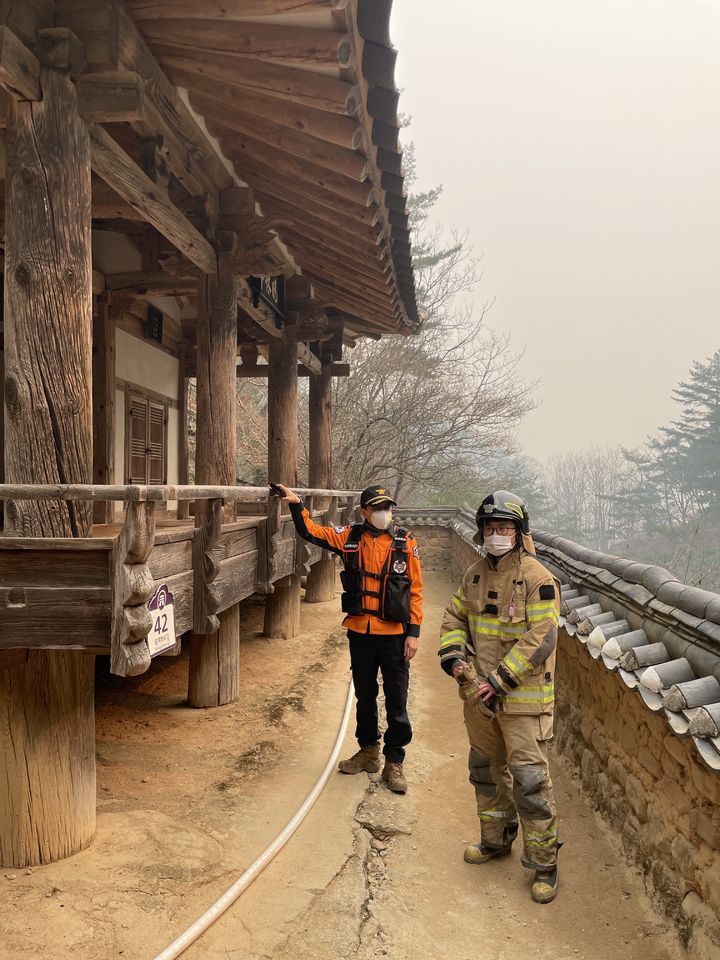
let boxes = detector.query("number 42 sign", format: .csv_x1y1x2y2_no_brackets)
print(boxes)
147,584,177,657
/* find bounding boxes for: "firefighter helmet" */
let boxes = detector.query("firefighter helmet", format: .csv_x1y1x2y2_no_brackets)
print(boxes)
475,490,530,535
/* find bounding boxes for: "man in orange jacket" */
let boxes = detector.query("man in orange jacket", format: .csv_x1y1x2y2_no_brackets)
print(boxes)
275,483,423,793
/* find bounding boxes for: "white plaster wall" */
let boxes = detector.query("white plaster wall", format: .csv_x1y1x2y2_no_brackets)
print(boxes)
112,331,180,512
116,329,179,401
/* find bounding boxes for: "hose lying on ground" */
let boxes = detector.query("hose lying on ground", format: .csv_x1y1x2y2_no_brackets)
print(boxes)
152,681,355,960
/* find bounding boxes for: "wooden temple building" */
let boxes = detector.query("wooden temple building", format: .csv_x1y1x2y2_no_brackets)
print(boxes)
0,1,418,868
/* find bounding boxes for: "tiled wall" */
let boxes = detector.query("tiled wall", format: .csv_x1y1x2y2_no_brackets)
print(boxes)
556,629,720,956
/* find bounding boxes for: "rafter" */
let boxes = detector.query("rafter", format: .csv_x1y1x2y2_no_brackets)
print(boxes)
154,46,354,116
211,126,372,209
89,124,217,275
126,1,349,17
163,67,359,150
138,19,352,67
190,94,367,181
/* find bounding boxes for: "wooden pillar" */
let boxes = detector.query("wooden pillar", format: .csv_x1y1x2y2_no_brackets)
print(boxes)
92,296,115,526
264,324,301,639
0,68,95,867
305,359,336,603
187,235,241,708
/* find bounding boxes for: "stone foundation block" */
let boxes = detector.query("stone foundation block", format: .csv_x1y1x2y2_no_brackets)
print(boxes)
690,809,720,852
607,754,628,788
671,832,699,880
626,773,649,823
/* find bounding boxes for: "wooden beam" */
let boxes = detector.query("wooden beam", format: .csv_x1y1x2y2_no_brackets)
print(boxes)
105,270,198,297
77,71,144,122
185,360,350,379
0,1,54,48
139,19,352,67
193,95,368,181
89,123,217,275
237,283,283,340
57,1,231,198
164,66,359,150
296,341,322,375
126,1,349,17
154,46,354,116
0,25,41,101
92,175,145,220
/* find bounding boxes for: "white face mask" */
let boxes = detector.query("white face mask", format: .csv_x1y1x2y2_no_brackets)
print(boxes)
484,534,515,557
370,509,393,530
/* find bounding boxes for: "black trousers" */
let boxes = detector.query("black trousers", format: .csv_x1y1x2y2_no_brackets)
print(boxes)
347,631,412,763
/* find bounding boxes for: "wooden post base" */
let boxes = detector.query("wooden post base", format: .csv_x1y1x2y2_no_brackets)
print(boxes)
188,604,241,708
0,651,96,868
264,573,301,639
304,553,336,603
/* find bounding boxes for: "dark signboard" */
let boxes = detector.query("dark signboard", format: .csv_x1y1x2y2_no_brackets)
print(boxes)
249,275,285,328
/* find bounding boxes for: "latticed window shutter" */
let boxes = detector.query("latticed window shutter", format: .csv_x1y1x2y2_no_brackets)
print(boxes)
126,393,168,485
148,401,166,483
129,395,148,484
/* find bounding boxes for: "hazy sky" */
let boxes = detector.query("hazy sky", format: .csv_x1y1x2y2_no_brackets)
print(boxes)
390,0,720,461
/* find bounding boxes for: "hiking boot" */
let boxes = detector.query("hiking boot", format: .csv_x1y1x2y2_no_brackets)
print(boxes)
381,761,407,794
464,821,518,864
338,744,381,775
463,841,514,864
532,866,558,903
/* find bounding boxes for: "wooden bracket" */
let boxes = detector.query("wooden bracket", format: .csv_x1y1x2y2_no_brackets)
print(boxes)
0,25,41,101
36,27,85,78
256,494,283,594
110,501,156,677
192,497,222,634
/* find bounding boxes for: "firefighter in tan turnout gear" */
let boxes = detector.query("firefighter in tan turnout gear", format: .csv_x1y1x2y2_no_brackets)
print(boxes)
438,491,561,904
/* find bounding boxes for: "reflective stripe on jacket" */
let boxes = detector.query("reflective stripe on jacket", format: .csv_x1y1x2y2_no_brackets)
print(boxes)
438,549,560,715
289,504,423,638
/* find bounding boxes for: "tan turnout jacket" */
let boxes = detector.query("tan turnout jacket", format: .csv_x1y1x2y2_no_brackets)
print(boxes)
439,549,560,715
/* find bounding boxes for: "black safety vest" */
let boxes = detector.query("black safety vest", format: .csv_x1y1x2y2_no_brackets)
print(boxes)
339,523,412,623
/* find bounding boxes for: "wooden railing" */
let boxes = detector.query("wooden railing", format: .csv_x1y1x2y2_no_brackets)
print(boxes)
0,484,359,677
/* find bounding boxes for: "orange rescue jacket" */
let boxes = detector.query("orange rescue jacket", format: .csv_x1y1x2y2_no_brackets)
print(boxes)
289,504,423,638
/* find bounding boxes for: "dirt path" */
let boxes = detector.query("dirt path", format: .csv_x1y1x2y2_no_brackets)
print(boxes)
0,576,685,960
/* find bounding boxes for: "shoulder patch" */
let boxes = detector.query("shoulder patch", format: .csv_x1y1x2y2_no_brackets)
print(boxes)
412,545,419,558
539,584,556,600
334,525,346,534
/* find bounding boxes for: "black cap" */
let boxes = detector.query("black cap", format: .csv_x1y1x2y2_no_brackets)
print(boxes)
360,485,397,508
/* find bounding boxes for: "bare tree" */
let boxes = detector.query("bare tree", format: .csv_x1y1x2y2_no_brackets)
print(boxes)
332,140,534,502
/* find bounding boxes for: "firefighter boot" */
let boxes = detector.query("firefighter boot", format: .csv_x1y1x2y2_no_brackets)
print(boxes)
464,821,519,864
382,761,407,794
338,743,381,774
532,866,558,904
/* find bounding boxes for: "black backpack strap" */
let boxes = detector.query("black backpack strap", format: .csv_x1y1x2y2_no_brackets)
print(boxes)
344,523,364,551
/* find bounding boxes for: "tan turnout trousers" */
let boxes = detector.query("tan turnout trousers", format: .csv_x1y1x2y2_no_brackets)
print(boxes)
463,701,558,869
